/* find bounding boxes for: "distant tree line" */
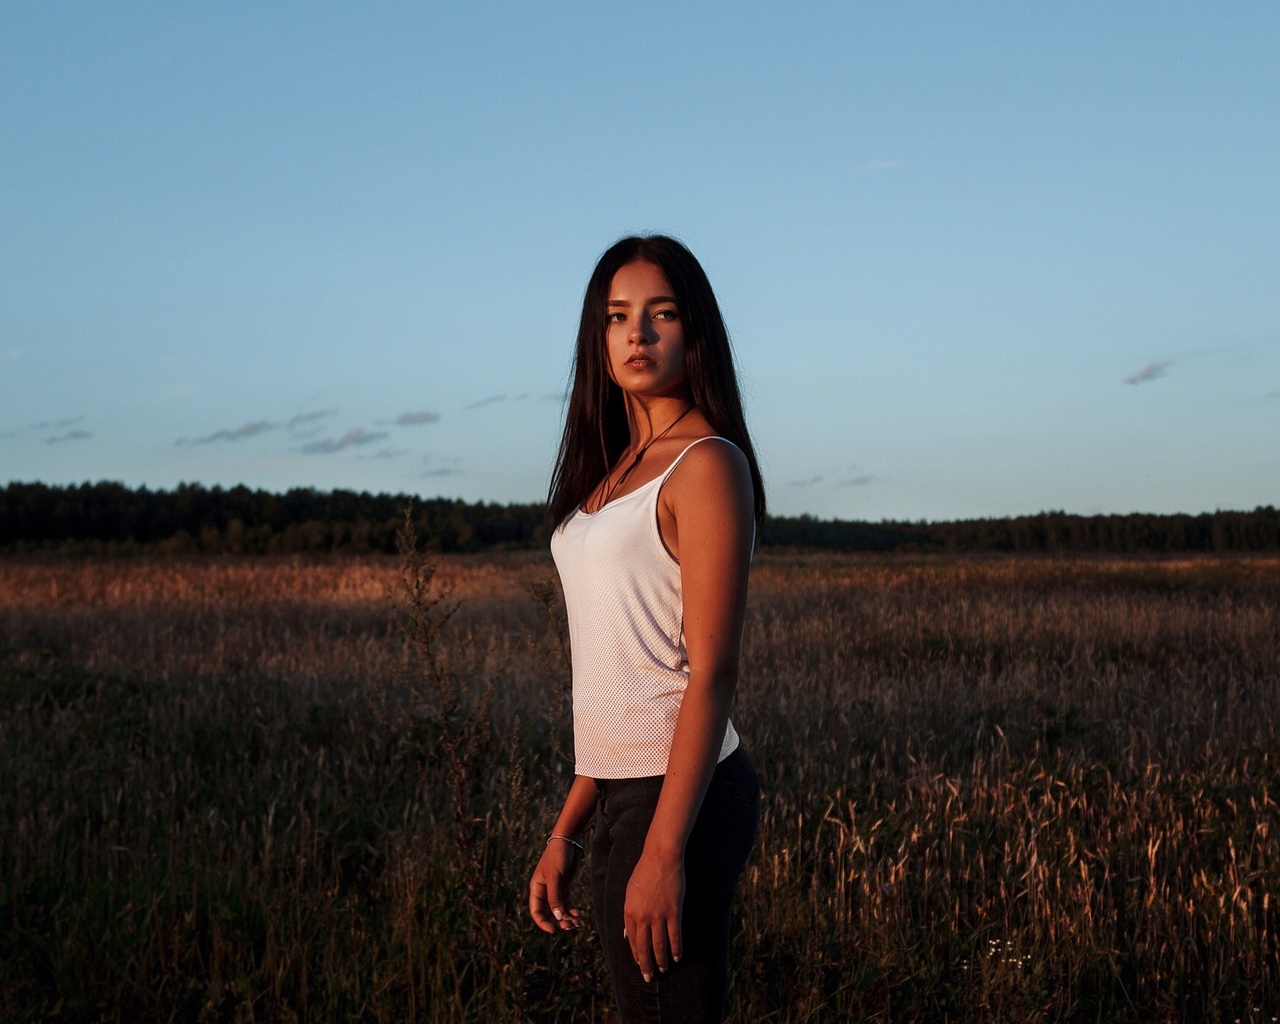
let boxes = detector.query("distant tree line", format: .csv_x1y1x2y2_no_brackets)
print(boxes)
0,482,545,555
1,481,1277,555
761,508,1280,554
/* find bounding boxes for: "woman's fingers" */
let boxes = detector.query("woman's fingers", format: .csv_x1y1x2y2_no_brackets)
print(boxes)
624,851,685,981
650,920,672,974
529,878,559,934
529,853,583,934
552,891,583,930
625,912,677,981
626,916,656,983
530,881,580,932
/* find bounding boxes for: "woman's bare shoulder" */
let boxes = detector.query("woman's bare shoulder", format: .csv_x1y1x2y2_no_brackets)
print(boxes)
666,437,753,506
678,435,748,470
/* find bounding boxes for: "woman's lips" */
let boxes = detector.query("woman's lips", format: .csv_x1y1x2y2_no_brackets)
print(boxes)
625,356,653,368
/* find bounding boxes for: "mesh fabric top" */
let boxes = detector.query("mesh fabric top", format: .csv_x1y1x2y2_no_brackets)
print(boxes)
550,437,741,779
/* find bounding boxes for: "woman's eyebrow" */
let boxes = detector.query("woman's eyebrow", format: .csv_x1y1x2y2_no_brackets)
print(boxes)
607,295,678,306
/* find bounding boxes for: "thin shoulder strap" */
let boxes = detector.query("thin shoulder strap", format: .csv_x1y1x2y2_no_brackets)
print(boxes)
654,436,754,555
656,435,741,486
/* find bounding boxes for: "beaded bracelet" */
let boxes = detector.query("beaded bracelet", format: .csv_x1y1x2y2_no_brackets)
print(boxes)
546,833,585,854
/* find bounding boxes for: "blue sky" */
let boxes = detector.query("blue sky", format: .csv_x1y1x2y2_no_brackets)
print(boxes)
2,2,1277,520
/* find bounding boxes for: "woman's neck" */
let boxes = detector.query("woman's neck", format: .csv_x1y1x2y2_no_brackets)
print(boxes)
624,395,694,451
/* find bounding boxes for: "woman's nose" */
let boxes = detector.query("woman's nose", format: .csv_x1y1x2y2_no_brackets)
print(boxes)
629,316,655,344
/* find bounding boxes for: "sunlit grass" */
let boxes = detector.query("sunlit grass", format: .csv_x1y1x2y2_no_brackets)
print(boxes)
2,553,1277,1021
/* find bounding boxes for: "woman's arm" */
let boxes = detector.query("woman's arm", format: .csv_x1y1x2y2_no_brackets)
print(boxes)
623,440,755,981
529,773,598,933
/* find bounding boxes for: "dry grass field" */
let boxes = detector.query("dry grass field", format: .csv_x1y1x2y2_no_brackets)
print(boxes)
1,551,1278,1022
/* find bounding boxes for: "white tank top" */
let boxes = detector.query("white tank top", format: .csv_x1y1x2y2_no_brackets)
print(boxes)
550,436,742,779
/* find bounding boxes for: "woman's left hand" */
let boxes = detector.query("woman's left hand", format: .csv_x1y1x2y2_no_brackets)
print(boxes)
623,848,685,982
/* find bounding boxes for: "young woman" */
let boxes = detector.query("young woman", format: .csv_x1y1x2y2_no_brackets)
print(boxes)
528,235,765,1023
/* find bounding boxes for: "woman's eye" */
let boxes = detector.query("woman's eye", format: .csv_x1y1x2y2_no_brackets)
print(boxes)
607,312,626,323
654,308,679,320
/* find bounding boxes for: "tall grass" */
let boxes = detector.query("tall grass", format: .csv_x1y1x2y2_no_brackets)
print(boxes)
1,553,1277,1021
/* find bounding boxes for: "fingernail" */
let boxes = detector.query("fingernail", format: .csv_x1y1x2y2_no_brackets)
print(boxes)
552,909,563,920
642,972,652,984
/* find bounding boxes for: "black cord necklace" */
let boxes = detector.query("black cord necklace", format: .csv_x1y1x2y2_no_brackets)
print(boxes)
594,405,695,512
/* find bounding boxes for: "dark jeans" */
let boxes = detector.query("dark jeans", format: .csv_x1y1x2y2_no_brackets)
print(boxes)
591,746,760,1024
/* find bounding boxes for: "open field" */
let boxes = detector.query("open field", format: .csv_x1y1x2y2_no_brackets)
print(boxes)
2,552,1278,1022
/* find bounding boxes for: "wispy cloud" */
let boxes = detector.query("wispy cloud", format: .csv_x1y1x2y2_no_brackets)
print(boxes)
362,447,410,460
300,427,389,454
394,411,440,425
45,429,92,444
32,416,84,431
1124,361,1172,385
1269,391,1280,399
288,409,336,429
180,421,279,446
463,391,527,407
420,454,463,477
787,464,876,488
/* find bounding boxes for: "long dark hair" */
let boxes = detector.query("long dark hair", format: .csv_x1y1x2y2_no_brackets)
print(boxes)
547,235,766,529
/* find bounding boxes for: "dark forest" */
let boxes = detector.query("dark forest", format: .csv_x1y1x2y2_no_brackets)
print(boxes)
2,481,1276,555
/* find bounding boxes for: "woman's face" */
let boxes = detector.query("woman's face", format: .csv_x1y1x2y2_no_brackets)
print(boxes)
605,260,689,400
